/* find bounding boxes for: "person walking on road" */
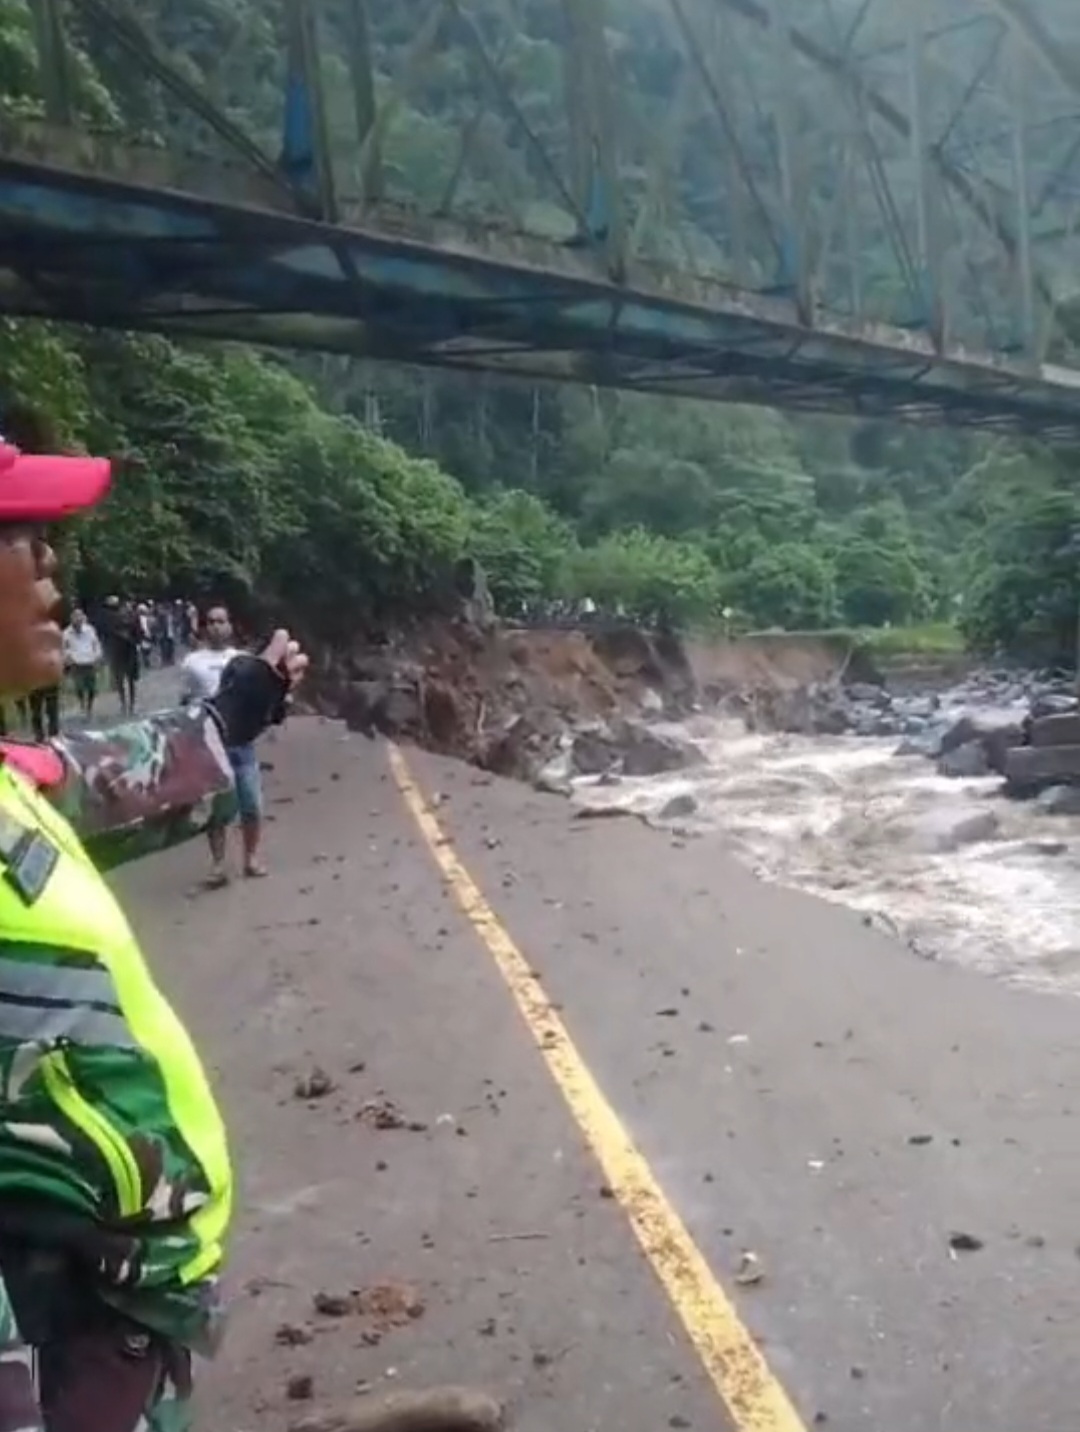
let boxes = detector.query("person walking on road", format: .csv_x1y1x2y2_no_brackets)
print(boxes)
0,431,308,1432
100,594,141,715
179,604,268,886
62,604,102,717
27,682,60,741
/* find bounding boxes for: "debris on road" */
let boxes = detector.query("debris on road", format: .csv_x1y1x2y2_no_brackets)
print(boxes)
357,1282,426,1329
276,1323,315,1346
313,1291,353,1319
907,1134,933,1146
287,1374,316,1401
948,1232,985,1254
356,1097,427,1132
312,1282,426,1332
359,1097,404,1128
735,1251,764,1286
295,1068,336,1101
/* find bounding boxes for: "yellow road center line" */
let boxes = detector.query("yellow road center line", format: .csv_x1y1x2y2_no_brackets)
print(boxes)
389,744,807,1432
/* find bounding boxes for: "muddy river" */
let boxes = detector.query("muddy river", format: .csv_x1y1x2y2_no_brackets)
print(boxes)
576,712,1080,996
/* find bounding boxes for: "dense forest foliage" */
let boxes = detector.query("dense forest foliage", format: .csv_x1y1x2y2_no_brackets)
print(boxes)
0,0,1077,661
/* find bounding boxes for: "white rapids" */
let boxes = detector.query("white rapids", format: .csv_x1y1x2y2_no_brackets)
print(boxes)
575,715,1080,995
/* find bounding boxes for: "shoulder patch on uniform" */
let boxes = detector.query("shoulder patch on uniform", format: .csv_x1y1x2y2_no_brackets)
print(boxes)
0,808,59,905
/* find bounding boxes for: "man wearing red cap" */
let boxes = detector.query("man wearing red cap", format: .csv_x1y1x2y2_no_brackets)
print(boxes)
0,438,307,1432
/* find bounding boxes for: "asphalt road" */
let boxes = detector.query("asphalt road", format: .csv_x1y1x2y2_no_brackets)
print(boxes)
113,716,1080,1432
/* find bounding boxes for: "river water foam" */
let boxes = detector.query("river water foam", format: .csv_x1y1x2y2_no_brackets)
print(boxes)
575,716,1080,996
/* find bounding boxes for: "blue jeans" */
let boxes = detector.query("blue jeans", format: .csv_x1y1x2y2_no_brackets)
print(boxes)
226,744,262,822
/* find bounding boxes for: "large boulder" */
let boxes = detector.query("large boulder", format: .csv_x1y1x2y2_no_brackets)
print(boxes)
1035,784,1080,817
846,681,890,709
658,792,699,820
480,712,558,780
339,678,423,739
973,713,1027,775
937,739,990,779
569,724,620,776
913,710,1025,774
613,720,707,777
1030,691,1079,720
533,750,573,796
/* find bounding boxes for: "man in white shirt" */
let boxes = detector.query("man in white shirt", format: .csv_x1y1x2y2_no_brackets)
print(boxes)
180,605,267,886
61,606,103,717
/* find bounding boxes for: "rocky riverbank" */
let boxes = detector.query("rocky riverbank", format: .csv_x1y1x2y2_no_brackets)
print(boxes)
313,619,1080,815
570,680,1080,993
309,618,1080,987
757,667,1080,808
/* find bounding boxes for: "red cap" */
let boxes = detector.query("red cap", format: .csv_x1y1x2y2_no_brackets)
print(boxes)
0,441,111,521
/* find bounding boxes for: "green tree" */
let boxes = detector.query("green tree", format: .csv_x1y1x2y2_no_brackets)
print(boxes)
469,489,576,610
831,502,931,627
569,529,722,626
961,484,1079,664
727,543,838,630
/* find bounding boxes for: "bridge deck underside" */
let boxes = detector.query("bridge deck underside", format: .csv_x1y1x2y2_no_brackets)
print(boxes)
3,155,1080,440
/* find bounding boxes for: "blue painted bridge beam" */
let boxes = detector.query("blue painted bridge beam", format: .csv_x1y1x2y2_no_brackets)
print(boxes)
1,155,1080,441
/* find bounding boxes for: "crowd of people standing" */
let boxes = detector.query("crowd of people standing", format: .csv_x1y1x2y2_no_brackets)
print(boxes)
0,595,202,736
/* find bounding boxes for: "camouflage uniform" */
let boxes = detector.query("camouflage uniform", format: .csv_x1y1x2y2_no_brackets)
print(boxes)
0,707,238,1432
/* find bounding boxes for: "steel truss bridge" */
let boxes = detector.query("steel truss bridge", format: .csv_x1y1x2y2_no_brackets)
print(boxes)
3,0,1080,437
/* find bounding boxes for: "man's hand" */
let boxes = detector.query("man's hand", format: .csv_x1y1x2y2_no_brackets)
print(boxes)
260,628,309,693
208,629,310,748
